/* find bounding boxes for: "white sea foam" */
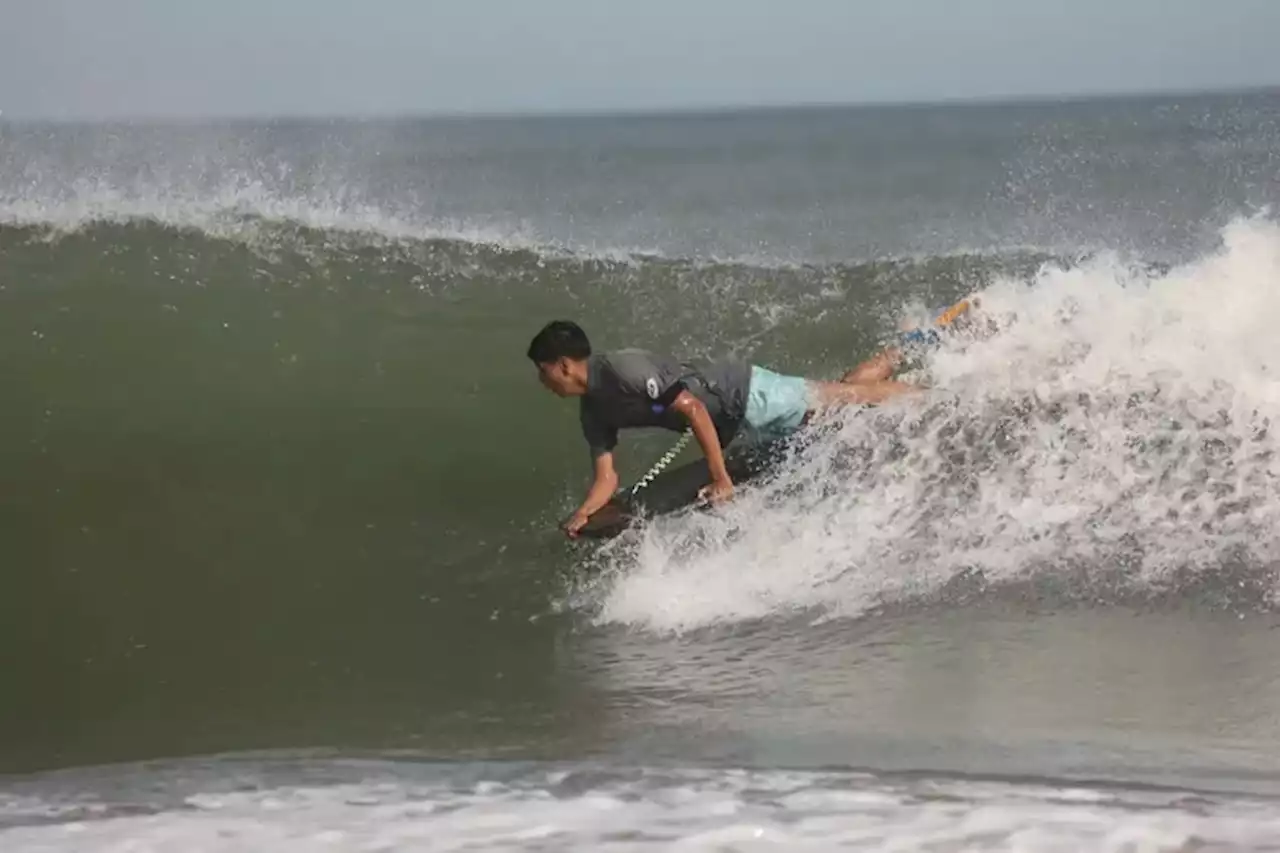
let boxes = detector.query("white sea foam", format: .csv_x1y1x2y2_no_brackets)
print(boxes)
593,215,1280,633
3,761,1278,852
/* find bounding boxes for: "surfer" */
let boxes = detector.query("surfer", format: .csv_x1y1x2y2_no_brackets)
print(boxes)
527,318,939,539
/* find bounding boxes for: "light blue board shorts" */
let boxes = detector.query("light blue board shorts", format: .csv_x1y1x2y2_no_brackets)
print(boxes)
740,365,813,444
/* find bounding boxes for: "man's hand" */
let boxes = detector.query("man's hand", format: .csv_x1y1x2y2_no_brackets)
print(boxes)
563,509,591,539
561,452,618,539
698,476,735,506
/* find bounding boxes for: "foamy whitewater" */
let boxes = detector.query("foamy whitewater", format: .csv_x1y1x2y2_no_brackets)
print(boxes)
590,216,1280,632
5,759,1280,852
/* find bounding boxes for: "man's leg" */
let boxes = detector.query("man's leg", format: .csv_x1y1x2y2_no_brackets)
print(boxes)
744,367,918,445
839,349,900,384
811,378,919,408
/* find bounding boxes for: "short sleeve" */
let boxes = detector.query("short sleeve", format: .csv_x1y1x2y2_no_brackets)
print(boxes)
609,351,684,405
579,401,618,459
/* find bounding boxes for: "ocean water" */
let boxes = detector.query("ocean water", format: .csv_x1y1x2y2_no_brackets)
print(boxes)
4,91,1280,850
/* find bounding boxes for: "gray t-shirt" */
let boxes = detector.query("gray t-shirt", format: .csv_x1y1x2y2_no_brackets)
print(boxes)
579,348,752,458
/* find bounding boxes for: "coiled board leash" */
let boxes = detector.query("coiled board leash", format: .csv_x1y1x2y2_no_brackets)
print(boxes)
625,429,692,496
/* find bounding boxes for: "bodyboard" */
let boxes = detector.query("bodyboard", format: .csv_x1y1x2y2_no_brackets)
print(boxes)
576,441,788,539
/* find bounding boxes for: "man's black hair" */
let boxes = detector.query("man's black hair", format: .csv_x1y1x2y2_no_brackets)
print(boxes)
527,320,592,364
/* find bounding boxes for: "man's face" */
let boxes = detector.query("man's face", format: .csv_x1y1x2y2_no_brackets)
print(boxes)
535,358,576,397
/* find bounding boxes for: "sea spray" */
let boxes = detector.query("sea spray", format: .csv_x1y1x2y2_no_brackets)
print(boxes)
589,216,1280,633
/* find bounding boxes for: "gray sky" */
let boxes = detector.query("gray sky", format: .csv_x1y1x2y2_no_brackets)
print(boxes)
3,0,1279,119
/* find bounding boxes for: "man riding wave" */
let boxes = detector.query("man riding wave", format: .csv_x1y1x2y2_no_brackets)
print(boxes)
526,310,968,537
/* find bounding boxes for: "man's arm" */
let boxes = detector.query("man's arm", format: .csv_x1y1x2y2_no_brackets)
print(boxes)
669,390,734,501
564,451,619,537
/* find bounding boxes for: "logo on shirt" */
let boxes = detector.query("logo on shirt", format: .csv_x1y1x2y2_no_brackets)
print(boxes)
645,377,660,400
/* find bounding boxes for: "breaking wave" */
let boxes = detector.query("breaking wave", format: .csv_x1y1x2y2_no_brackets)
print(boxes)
583,215,1280,632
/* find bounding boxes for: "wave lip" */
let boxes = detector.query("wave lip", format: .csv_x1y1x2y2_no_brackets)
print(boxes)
0,177,562,255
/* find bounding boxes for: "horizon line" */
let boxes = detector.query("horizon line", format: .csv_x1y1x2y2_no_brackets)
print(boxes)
2,81,1277,125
